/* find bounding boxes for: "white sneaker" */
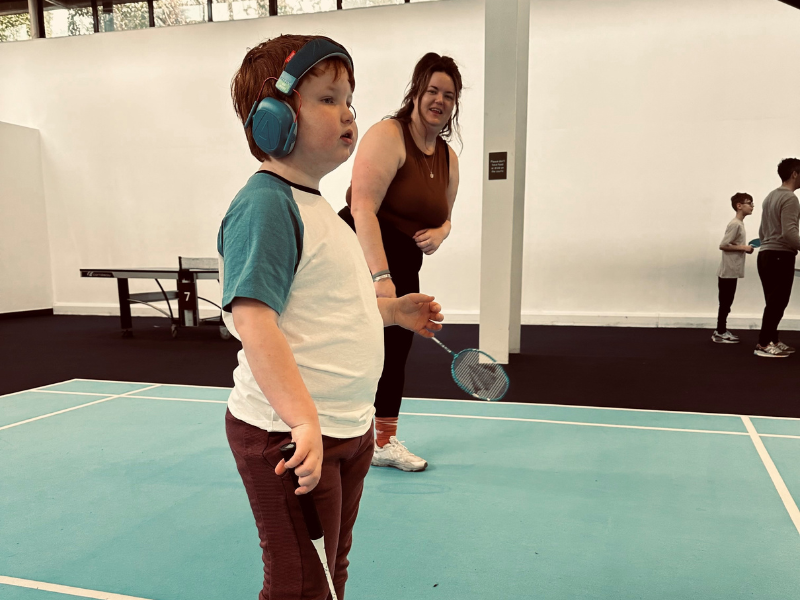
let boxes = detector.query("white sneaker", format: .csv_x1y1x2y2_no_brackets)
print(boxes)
754,343,790,358
371,437,428,472
712,330,739,344
776,341,796,354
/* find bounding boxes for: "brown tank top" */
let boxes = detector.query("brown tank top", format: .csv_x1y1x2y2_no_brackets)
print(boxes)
347,118,449,238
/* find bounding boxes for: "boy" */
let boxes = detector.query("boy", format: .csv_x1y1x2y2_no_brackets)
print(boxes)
219,35,444,600
755,158,800,358
712,192,754,344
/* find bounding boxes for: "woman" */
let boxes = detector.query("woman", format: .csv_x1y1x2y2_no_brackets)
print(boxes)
339,53,462,471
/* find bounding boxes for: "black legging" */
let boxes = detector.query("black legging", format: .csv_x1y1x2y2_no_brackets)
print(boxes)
716,278,737,333
339,207,423,418
757,250,796,346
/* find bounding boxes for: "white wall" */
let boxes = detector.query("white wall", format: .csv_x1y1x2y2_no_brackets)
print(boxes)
524,0,800,328
0,121,52,314
2,0,800,328
0,0,484,319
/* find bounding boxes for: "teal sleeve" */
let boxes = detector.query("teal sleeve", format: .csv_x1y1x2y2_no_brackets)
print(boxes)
218,189,303,314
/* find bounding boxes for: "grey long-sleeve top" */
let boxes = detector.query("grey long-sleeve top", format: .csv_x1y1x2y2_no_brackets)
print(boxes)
759,187,800,254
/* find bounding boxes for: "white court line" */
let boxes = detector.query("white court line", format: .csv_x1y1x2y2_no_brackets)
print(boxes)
26,390,110,397
123,398,800,439
405,396,800,422
18,385,800,438
399,412,750,436
0,576,154,600
120,396,746,436
70,377,231,391
132,395,227,405
31,388,797,422
28,383,800,424
760,433,800,440
742,416,800,537
0,378,80,400
0,385,161,431
90,394,800,438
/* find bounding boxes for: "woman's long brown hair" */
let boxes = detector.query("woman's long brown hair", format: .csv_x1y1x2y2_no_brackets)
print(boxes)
392,52,463,146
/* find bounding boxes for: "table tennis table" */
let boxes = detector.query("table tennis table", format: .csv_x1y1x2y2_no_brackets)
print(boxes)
80,257,229,339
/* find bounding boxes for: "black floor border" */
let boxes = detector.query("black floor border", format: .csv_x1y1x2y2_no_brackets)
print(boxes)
0,308,54,320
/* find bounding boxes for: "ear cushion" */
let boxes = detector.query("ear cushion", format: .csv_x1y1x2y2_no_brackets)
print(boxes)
250,98,297,158
283,121,298,156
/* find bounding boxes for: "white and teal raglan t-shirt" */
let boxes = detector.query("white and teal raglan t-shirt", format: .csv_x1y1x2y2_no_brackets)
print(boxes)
217,170,384,439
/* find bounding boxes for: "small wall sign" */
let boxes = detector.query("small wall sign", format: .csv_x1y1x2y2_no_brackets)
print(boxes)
488,152,507,180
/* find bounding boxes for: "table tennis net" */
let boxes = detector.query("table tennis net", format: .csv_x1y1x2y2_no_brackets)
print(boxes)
179,257,218,270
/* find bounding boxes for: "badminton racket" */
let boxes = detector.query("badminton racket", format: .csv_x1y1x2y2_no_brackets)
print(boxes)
279,442,338,600
430,337,510,401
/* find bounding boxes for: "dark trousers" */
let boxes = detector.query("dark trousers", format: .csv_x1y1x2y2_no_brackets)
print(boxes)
339,207,423,418
716,277,738,333
757,250,796,347
226,409,374,600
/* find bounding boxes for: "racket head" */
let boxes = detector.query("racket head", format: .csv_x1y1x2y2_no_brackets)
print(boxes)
748,238,761,248
450,348,510,401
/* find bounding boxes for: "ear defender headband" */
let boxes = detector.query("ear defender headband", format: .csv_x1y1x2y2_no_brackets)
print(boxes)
245,38,354,158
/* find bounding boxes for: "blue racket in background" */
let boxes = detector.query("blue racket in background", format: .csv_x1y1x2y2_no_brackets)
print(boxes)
430,337,510,401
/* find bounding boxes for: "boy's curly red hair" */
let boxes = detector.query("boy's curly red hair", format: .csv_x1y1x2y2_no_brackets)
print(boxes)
232,34,356,162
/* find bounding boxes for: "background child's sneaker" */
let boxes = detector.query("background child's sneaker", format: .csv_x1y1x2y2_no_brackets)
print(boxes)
371,436,427,472
755,343,790,358
712,330,739,344
776,341,796,354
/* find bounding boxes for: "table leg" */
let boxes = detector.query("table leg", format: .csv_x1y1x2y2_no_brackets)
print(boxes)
117,278,133,336
177,270,199,327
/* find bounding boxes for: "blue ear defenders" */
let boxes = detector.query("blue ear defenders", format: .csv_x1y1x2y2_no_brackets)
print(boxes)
245,38,354,158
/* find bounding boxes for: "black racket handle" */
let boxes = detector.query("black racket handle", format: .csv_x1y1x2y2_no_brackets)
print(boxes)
279,442,325,541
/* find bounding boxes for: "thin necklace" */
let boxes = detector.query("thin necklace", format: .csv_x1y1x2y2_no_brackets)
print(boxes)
411,120,436,178
421,142,436,179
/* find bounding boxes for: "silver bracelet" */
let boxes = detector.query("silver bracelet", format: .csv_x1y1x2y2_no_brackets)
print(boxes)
372,270,392,282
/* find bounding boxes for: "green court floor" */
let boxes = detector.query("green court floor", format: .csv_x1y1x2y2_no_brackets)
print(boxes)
2,380,800,599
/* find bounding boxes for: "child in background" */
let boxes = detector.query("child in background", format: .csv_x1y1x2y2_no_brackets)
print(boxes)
712,192,754,343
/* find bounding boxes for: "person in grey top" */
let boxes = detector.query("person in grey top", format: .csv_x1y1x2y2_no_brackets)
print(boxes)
712,193,754,344
755,158,800,358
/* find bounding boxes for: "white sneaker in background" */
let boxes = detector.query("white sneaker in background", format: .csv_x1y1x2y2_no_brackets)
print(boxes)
371,436,428,472
712,330,739,344
754,343,791,358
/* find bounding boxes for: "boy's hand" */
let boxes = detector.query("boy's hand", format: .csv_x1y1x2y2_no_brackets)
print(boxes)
746,245,754,254
393,294,444,337
275,422,323,495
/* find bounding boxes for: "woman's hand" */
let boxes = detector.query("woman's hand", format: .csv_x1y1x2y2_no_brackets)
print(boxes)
374,277,397,298
413,225,449,255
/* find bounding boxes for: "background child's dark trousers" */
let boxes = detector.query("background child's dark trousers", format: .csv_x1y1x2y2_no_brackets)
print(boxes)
757,250,796,347
226,409,374,600
717,277,737,333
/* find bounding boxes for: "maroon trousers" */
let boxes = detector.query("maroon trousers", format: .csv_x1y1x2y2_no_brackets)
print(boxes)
225,409,374,600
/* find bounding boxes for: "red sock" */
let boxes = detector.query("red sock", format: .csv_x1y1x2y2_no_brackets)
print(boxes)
375,417,398,448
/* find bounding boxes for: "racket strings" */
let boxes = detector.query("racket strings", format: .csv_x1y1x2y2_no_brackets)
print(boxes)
452,350,509,401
